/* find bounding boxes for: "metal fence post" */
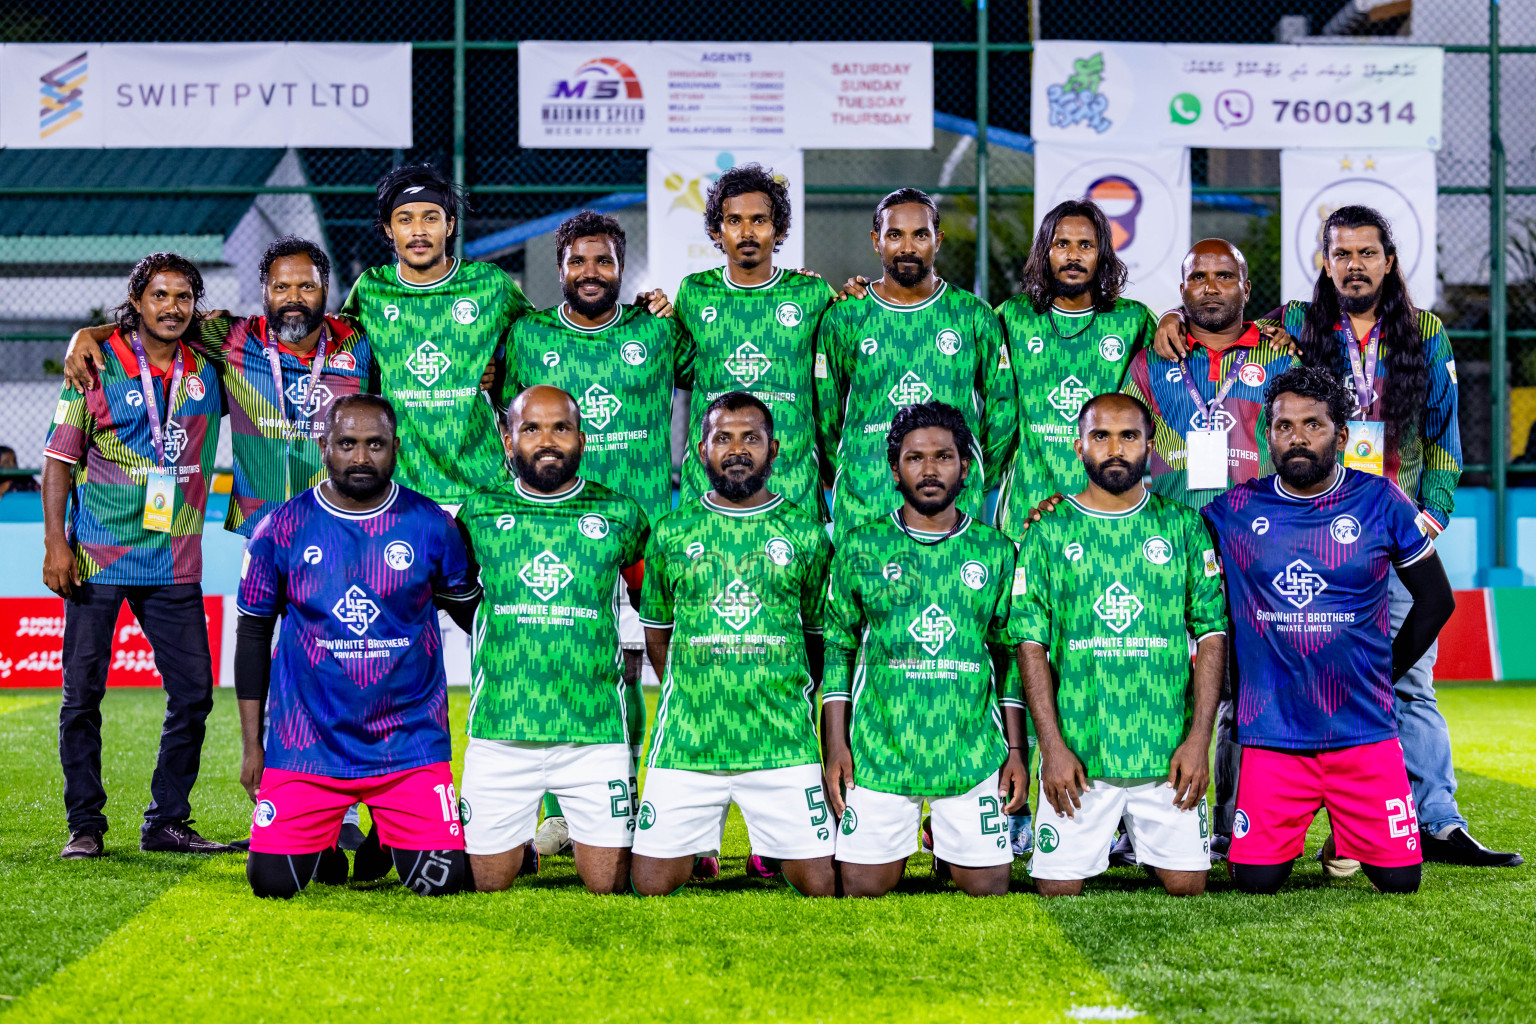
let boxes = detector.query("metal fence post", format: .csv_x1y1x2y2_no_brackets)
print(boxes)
974,0,990,300
1491,0,1508,567
453,0,468,260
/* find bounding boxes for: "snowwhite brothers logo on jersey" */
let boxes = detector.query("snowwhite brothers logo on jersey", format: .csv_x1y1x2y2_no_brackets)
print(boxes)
908,603,956,656
332,585,382,636
520,550,574,602
1093,582,1144,634
724,342,773,387
1272,559,1328,609
712,579,761,631
581,384,623,430
406,341,451,386
888,372,932,406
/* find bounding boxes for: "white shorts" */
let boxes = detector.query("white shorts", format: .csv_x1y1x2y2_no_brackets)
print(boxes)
632,764,835,861
1028,778,1211,880
459,738,637,856
835,772,1013,869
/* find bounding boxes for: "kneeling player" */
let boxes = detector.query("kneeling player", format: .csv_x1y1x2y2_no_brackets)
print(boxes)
1204,367,1454,895
455,386,649,894
236,396,480,898
1016,394,1227,897
824,402,1028,897
631,393,836,896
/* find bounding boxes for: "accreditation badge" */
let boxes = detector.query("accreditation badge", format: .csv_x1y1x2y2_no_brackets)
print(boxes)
1343,420,1385,476
142,470,175,533
1185,429,1229,491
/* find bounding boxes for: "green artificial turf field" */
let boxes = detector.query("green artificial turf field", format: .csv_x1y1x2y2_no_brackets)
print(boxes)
1,683,1532,1023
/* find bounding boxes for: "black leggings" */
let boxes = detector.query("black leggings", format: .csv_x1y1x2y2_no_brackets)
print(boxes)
248,847,467,899
1232,860,1421,895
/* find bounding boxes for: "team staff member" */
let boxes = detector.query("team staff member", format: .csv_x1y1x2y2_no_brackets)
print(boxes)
43,253,231,859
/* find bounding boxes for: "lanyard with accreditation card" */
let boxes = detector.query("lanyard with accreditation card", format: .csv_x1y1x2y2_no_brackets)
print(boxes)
263,323,329,501
129,330,185,534
1175,351,1247,491
1339,317,1385,475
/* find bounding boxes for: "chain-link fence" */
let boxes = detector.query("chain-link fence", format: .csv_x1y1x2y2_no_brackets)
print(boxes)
0,0,1528,555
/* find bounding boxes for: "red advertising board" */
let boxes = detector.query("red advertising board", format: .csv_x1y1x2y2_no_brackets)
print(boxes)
0,596,224,687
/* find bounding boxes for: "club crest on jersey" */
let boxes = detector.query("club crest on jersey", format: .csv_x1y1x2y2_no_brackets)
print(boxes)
776,302,803,327
961,560,989,590
496,513,516,530
1027,336,1044,354
1093,582,1144,634
712,579,762,632
1099,335,1125,361
1252,517,1270,534
686,541,705,560
724,342,773,387
1036,823,1060,853
331,584,382,636
125,388,145,407
520,550,574,602
458,797,472,824
1330,515,1362,545
285,378,334,418
908,603,956,656
765,537,795,566
936,328,962,356
1190,408,1238,433
406,340,451,386
384,304,400,321
1239,362,1267,387
887,371,932,406
185,376,206,401
451,298,479,325
1048,376,1095,421
840,807,858,835
328,350,356,371
1142,536,1172,565
384,540,414,571
638,801,656,829
1272,558,1328,609
1234,809,1251,838
701,306,718,324
302,545,324,565
860,338,878,356
254,799,277,828
578,514,609,539
580,383,623,430
620,340,648,366
882,562,902,581
543,351,560,368
1064,542,1084,561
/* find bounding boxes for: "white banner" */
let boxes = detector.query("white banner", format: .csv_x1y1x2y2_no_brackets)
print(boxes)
1281,148,1438,307
1033,143,1191,314
1032,41,1442,151
519,41,931,150
1,43,412,149
645,149,805,298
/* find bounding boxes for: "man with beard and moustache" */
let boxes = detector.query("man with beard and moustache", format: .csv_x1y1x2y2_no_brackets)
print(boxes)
44,253,229,859
452,385,649,893
1203,367,1458,894
236,395,482,899
1013,393,1228,896
509,211,686,855
674,163,836,519
814,188,1015,541
632,392,835,896
823,401,1028,897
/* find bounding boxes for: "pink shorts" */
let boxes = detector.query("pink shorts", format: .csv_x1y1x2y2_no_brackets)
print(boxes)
250,762,465,855
1232,739,1421,868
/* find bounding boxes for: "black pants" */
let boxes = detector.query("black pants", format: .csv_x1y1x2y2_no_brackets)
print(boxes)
1213,659,1242,835
60,582,215,835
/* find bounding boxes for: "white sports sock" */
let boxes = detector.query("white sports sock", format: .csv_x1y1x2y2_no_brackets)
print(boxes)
1432,823,1460,840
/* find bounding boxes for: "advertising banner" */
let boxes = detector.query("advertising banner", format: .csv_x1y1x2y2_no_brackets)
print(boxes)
1,43,412,149
1032,41,1442,151
0,595,224,687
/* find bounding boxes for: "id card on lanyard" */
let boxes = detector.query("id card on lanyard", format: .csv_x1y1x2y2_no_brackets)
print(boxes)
1176,352,1246,491
130,331,185,533
264,325,328,502
1340,317,1385,475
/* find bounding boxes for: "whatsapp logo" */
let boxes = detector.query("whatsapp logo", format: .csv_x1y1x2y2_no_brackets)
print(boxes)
1170,93,1201,125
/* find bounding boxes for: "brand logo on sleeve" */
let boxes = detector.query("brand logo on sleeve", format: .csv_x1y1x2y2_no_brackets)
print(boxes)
451,298,479,325
813,352,828,378
960,561,989,590
1093,582,1144,634
776,302,802,327
1203,549,1221,577
724,342,773,387
620,340,648,366
887,371,932,406
520,550,574,601
578,514,609,539
1048,376,1095,420
711,579,762,631
936,328,962,355
908,603,957,656
1271,558,1328,609
580,383,623,429
384,540,415,570
331,585,382,636
406,341,451,386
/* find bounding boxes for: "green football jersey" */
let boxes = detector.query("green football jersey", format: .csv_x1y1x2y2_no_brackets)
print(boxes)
823,512,1024,797
510,303,684,528
1013,491,1228,778
458,476,649,744
674,266,836,520
639,493,833,771
994,298,1153,541
813,280,1016,537
341,259,532,505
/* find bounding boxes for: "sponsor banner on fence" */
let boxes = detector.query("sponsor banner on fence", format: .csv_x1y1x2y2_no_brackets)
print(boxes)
518,41,932,150
0,43,412,149
645,149,805,297
1032,41,1442,151
1280,148,1438,306
0,595,224,687
1034,142,1191,313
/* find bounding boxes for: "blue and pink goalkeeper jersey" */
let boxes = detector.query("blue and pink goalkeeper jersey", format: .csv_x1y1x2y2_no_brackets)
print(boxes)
238,482,480,778
1202,468,1434,752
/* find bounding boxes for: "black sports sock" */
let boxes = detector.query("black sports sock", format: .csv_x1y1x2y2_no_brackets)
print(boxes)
248,851,323,899
391,847,467,897
1361,861,1421,894
1231,860,1293,894
351,825,394,883
314,845,350,885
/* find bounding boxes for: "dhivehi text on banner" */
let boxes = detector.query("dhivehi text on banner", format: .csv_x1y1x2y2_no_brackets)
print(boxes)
0,42,412,149
1032,41,1442,151
645,149,805,297
1034,143,1191,314
519,41,931,150
1280,148,1438,306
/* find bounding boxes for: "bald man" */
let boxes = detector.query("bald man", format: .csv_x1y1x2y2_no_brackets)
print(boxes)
453,385,651,893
